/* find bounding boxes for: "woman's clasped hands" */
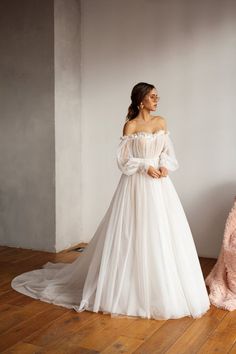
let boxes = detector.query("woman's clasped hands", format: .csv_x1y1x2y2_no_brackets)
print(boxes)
147,166,168,178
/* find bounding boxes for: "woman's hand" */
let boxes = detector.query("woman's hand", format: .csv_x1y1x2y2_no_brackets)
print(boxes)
159,166,168,177
147,166,162,178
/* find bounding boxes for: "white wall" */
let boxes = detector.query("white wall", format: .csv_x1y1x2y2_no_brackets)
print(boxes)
54,0,82,252
0,0,82,252
81,0,236,258
0,0,55,251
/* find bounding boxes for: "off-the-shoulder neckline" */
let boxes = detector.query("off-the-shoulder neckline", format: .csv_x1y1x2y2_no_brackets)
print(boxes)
120,129,169,139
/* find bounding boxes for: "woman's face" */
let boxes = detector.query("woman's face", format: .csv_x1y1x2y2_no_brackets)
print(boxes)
142,88,159,111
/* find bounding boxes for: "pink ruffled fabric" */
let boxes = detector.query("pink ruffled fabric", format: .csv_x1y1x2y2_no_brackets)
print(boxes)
205,196,236,311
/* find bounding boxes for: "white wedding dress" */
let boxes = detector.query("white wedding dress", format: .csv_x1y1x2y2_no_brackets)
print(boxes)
11,129,210,320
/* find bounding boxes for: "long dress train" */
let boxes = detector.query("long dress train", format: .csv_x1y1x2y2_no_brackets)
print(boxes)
11,129,210,320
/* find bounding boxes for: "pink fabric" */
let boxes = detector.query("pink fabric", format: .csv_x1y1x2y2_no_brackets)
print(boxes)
205,196,236,311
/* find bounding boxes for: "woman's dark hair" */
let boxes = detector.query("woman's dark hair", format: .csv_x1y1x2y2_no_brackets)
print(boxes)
126,82,156,121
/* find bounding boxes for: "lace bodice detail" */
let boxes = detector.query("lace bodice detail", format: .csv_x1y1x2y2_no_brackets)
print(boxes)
117,129,179,176
119,129,168,140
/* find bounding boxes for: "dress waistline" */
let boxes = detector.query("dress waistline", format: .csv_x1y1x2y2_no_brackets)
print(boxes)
132,157,159,169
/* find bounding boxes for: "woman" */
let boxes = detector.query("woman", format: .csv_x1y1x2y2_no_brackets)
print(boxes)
11,82,210,320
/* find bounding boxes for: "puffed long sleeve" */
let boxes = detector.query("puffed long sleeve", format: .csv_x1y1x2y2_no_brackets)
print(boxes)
117,136,150,176
159,132,179,171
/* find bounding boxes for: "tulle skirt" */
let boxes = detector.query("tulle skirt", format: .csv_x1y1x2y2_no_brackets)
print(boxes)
11,173,210,320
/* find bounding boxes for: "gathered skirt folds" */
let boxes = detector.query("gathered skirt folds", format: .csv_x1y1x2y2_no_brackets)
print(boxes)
11,172,210,320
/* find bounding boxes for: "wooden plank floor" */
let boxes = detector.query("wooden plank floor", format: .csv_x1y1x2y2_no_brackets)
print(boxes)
0,245,235,354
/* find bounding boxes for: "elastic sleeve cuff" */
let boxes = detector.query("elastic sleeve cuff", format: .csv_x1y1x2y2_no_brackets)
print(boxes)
144,163,150,174
159,162,167,168
139,162,150,175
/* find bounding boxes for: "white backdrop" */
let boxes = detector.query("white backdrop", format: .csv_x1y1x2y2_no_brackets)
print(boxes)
81,0,236,258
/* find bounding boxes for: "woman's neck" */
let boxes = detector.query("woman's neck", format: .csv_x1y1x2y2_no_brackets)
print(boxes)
136,110,152,122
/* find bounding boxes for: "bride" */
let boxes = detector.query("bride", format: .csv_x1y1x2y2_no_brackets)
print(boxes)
11,82,210,320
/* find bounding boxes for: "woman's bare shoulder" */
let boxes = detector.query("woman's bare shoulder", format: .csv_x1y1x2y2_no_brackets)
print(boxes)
153,115,168,132
122,120,137,136
153,115,166,122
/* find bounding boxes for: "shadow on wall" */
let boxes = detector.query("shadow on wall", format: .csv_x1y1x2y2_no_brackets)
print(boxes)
187,181,236,259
